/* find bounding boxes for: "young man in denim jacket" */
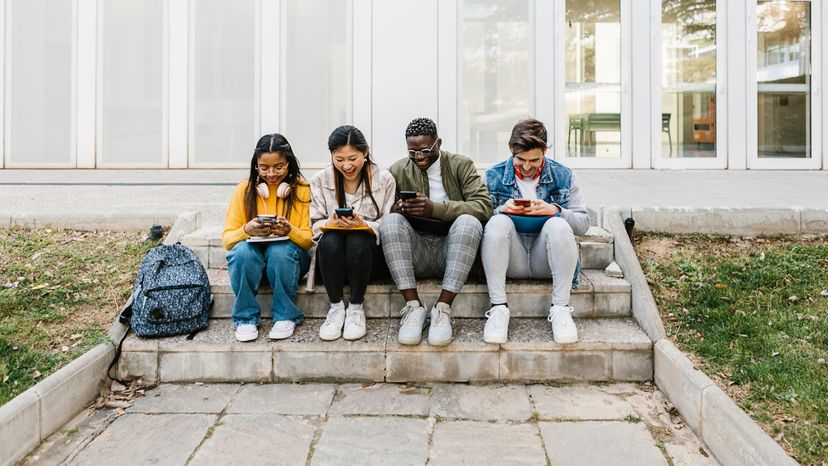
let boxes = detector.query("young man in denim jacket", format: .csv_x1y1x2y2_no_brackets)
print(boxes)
481,118,590,344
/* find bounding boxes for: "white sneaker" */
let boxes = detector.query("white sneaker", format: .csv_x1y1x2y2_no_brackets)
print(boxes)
235,323,258,342
269,320,296,340
483,305,510,344
427,303,453,346
548,305,578,344
398,301,427,345
343,308,367,340
319,303,346,341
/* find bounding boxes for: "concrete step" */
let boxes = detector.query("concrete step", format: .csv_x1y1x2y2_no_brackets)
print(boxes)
182,226,615,271
208,268,631,319
116,318,652,384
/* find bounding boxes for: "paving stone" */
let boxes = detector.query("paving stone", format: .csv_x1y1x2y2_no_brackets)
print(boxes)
22,408,116,466
228,383,335,415
69,413,215,465
189,414,316,466
431,384,532,421
310,417,429,466
429,421,547,466
539,421,668,466
527,384,637,420
128,383,238,413
329,384,431,416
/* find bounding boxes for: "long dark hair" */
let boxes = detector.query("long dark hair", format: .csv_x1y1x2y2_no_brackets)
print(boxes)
244,133,304,222
327,125,379,213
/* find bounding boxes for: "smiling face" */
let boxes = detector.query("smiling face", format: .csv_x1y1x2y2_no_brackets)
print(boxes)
332,145,367,181
513,147,545,178
256,151,289,185
406,135,441,170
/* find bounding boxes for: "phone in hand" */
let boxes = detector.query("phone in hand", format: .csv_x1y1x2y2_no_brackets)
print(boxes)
400,191,417,200
257,214,277,224
335,207,354,218
513,199,532,207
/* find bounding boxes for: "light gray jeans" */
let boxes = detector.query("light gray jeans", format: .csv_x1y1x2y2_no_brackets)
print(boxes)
481,214,578,306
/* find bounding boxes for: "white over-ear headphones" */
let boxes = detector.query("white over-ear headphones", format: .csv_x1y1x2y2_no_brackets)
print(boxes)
256,181,291,200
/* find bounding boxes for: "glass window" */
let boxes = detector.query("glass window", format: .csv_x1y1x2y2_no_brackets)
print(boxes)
101,0,164,165
8,0,73,165
757,1,811,158
284,0,351,165
459,0,534,163
565,0,621,158
191,0,256,165
661,0,717,158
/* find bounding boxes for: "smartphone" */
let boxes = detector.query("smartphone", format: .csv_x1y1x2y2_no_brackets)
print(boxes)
513,199,532,207
257,214,277,224
400,191,418,200
335,207,354,218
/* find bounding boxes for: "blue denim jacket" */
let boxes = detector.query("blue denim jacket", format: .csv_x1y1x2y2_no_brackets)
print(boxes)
485,156,580,289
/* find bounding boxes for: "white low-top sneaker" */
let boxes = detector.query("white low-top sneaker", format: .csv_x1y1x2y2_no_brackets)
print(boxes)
548,304,578,344
319,303,346,341
483,305,510,344
269,320,296,340
342,308,367,340
427,303,453,346
398,301,427,345
235,323,258,342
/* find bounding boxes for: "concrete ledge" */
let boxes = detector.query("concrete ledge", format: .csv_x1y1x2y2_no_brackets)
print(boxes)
654,339,712,430
32,343,114,437
0,343,114,466
0,390,40,466
7,213,178,231
0,212,11,228
604,208,666,342
801,207,828,233
701,386,798,466
164,211,201,245
628,206,827,235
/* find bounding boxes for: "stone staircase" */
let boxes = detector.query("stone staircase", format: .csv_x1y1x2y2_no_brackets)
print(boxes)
115,226,653,383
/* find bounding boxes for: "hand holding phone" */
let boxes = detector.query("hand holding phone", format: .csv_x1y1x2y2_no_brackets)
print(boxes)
399,191,418,200
513,199,532,207
335,207,354,218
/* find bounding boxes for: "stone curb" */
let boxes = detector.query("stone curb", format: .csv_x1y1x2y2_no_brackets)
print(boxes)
655,340,796,466
594,206,828,235
0,211,199,466
0,343,114,466
602,208,666,342
0,212,179,232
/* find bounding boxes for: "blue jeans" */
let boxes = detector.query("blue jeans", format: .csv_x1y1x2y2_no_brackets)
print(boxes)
226,240,311,326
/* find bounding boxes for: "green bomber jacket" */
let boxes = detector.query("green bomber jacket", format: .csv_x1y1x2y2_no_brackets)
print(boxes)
388,150,493,223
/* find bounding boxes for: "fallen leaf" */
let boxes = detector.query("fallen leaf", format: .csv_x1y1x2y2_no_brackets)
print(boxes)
699,447,709,458
714,283,727,289
31,283,48,290
31,370,41,379
774,432,784,442
2,375,9,383
70,334,82,340
772,352,780,357
788,295,799,303
31,252,42,260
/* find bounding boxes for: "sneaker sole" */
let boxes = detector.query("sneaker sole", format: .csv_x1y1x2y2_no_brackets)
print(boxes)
319,330,342,341
553,334,578,344
343,330,367,341
483,334,507,344
269,329,295,340
427,334,452,346
398,333,423,345
235,332,258,342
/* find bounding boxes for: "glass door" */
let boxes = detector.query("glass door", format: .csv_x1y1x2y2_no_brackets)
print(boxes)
654,0,727,168
749,0,821,169
558,0,631,168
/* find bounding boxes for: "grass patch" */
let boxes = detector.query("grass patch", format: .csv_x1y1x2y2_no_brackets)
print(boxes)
636,233,828,465
0,227,158,405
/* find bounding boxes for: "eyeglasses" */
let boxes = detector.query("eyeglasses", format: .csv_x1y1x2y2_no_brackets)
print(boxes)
257,164,286,174
408,140,439,159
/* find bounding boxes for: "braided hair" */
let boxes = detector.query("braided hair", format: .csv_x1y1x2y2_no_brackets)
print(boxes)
243,133,304,222
405,117,438,139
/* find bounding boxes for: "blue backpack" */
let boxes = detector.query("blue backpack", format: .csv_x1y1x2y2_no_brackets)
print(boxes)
123,243,212,337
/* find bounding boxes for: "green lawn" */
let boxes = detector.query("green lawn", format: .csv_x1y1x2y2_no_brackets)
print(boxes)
0,228,157,405
636,233,828,465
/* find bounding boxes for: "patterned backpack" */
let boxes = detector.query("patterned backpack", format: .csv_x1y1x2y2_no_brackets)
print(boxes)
123,243,212,337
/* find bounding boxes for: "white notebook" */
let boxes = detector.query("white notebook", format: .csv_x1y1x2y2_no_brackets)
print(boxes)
246,235,289,243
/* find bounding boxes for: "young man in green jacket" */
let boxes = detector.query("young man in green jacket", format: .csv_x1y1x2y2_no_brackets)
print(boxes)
380,117,493,346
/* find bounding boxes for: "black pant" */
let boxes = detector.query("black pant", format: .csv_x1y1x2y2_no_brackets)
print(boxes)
317,230,387,304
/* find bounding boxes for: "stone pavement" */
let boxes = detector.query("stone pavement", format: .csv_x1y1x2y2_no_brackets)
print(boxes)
23,382,718,466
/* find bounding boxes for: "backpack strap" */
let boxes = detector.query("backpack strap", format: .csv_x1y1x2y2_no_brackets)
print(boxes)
107,304,133,382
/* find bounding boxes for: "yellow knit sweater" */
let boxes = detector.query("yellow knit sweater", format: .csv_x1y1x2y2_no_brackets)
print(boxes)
222,179,313,251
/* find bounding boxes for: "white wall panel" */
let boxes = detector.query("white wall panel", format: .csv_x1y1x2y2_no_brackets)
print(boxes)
371,0,438,168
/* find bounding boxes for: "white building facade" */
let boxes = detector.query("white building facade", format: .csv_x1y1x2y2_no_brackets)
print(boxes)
1,0,824,170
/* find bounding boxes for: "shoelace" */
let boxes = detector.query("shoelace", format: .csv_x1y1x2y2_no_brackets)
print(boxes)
400,305,420,326
323,308,344,327
548,307,574,325
345,312,363,327
485,308,508,328
431,307,451,327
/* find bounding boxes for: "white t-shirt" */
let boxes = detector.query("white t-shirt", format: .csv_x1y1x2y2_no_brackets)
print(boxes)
515,175,540,200
427,156,449,202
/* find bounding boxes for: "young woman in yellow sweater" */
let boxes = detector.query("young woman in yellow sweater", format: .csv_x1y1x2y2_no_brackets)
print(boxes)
222,133,313,342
